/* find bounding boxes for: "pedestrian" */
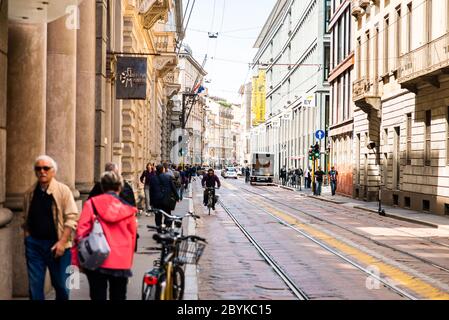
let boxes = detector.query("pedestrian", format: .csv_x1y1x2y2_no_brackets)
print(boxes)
329,166,339,196
245,166,251,183
140,162,155,216
295,167,303,190
88,162,136,207
163,162,174,178
280,166,287,186
305,167,312,189
314,166,325,196
23,155,79,300
72,171,137,301
174,166,184,200
149,164,180,228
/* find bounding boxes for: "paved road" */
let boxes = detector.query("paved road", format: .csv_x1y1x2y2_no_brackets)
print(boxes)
195,176,449,300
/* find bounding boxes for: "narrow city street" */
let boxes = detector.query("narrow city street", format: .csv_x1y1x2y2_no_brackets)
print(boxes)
194,175,449,300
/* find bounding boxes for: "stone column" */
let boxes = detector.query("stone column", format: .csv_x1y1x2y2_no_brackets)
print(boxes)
0,0,13,300
6,21,47,297
46,15,78,196
75,0,96,199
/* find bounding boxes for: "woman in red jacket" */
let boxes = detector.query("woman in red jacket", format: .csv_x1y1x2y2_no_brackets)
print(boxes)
72,171,137,300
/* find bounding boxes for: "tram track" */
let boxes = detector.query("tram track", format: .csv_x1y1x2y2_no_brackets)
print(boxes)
217,196,419,300
237,184,449,275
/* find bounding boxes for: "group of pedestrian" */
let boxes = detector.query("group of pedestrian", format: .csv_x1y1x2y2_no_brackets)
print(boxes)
279,166,304,189
279,165,339,196
23,154,191,301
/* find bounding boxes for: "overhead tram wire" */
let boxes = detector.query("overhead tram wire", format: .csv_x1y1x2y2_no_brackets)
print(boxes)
177,0,197,55
209,0,226,78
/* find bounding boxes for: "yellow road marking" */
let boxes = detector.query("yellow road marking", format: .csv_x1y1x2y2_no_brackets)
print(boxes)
243,197,449,300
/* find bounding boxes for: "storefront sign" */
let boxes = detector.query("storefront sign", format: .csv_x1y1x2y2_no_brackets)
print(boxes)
116,57,147,100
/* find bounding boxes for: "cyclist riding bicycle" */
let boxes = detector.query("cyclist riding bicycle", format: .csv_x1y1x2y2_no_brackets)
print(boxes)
201,169,221,210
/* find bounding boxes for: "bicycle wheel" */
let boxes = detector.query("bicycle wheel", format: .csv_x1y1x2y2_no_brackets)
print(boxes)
172,265,185,300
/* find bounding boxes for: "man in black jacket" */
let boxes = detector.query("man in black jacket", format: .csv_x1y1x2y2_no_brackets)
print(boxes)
149,164,180,227
88,162,136,207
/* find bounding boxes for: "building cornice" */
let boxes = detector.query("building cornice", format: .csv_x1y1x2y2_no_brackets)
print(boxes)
328,52,354,83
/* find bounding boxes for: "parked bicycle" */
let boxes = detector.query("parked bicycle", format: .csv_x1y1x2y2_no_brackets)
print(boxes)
142,210,206,300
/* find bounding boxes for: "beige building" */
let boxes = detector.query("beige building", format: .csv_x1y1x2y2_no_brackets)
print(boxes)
178,46,207,165
352,0,449,215
204,97,235,168
0,0,182,299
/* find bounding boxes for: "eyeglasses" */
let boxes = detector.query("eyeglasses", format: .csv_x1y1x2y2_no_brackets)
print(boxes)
35,166,52,172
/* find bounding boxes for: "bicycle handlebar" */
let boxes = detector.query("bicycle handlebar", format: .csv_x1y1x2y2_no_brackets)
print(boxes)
151,209,201,220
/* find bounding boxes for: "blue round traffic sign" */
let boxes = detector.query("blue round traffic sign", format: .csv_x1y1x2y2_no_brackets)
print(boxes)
315,130,325,140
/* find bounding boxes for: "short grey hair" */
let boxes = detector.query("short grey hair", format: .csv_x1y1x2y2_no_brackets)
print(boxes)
34,155,58,173
104,162,119,173
100,171,123,192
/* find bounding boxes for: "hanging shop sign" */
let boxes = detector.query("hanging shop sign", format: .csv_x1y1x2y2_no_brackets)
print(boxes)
301,94,316,107
116,57,147,100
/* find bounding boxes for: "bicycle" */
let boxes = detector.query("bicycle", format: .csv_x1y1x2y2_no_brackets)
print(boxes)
204,187,217,215
141,224,206,300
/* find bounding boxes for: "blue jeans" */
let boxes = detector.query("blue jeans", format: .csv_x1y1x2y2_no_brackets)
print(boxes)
330,180,337,196
25,236,71,300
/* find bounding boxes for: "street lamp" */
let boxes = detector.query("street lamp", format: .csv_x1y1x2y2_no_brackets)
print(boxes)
367,141,386,216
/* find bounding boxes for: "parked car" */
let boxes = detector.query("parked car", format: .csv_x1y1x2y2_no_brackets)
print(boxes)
221,167,238,179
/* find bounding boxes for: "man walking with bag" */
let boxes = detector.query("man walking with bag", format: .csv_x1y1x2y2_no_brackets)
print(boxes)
23,155,79,300
149,164,180,228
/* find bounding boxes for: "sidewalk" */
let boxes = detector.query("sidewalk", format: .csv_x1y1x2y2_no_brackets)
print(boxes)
276,183,449,230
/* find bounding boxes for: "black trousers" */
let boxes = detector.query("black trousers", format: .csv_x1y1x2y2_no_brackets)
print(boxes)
85,270,128,301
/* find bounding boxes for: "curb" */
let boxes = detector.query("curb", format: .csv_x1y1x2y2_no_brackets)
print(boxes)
183,187,199,300
309,195,346,205
353,205,439,229
308,194,439,228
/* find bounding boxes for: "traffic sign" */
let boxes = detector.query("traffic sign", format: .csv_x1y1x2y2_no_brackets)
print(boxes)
315,130,325,140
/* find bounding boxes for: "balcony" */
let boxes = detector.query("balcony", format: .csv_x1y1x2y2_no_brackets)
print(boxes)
397,32,449,93
139,0,172,30
350,0,364,17
352,77,381,112
153,31,178,78
154,31,177,53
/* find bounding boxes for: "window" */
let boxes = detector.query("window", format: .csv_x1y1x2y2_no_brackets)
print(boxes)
366,31,370,79
425,110,431,166
357,133,361,185
357,37,362,79
406,113,412,165
447,106,449,165
394,126,400,189
407,3,412,52
325,0,331,33
324,44,330,81
395,6,401,62
383,15,390,75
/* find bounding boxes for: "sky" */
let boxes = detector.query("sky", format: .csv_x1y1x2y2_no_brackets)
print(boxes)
182,0,277,104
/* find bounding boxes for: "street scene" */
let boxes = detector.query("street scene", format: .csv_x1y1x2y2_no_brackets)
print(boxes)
1,0,449,303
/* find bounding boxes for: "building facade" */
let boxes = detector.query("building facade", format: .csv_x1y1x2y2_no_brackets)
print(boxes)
0,0,182,299
250,0,331,180
352,0,449,214
178,47,207,165
204,97,235,168
239,82,253,166
328,0,354,196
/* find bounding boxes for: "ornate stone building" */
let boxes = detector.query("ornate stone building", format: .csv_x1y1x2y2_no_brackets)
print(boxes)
0,0,182,299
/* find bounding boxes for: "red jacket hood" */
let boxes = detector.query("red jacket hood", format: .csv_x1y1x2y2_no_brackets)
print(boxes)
90,194,137,223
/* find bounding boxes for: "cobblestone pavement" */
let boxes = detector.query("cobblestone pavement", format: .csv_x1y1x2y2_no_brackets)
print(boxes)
194,176,449,300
